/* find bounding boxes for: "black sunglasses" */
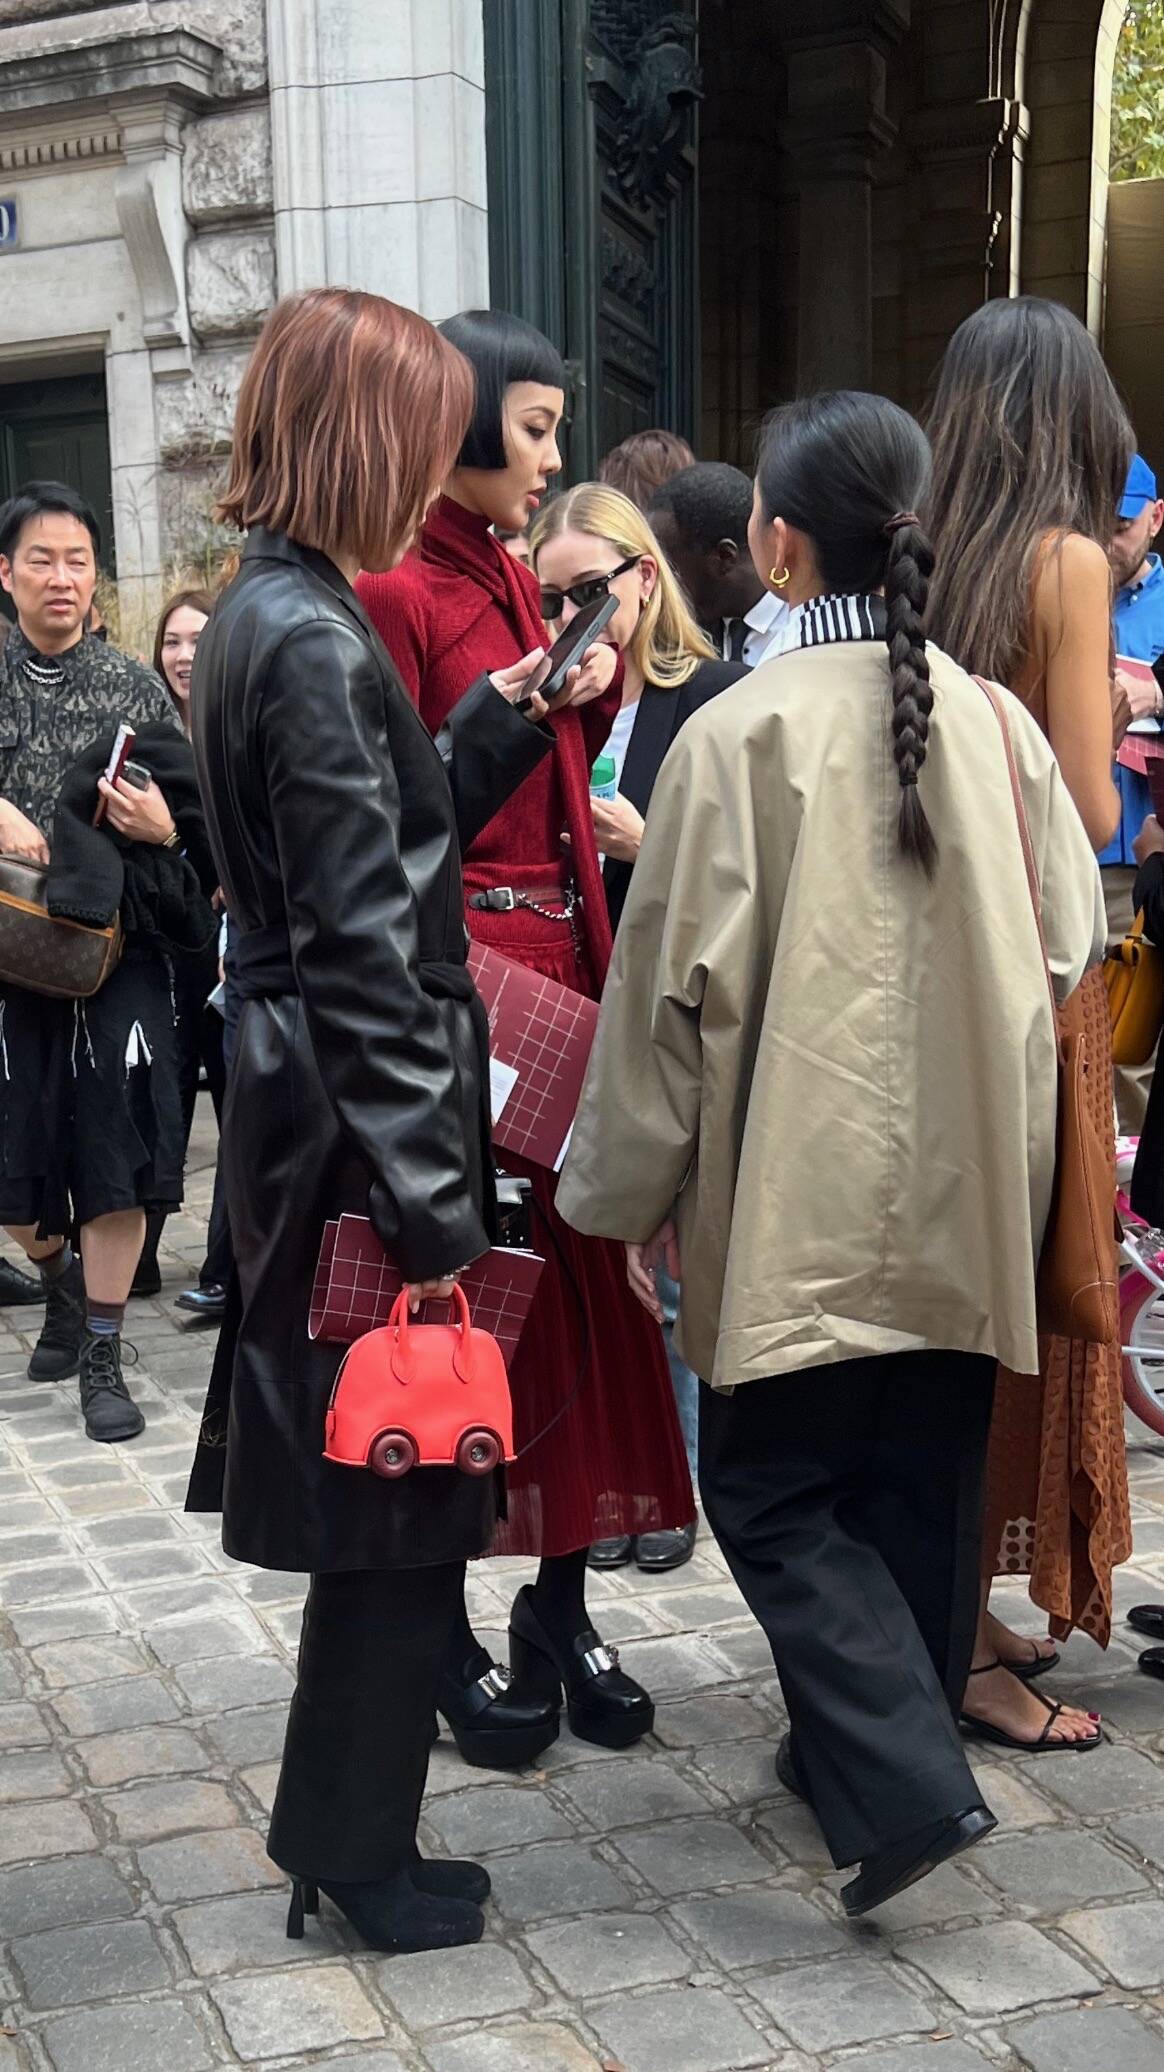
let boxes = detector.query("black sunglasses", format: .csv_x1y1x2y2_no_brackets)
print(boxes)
540,554,641,622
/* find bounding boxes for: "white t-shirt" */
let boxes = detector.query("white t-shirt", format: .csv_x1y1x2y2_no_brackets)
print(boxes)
605,698,640,787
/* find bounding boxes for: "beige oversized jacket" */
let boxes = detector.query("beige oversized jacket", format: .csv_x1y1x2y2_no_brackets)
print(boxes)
556,641,1107,1389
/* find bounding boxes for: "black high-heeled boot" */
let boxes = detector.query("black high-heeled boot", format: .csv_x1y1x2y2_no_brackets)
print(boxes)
412,1854,491,1902
508,1584,654,1749
286,1868,484,1952
436,1644,559,1769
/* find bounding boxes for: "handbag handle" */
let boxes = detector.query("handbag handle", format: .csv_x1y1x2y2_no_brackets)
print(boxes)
386,1281,473,1383
974,674,1064,1063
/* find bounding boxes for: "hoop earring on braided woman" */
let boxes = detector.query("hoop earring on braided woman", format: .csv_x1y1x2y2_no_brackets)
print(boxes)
883,510,938,877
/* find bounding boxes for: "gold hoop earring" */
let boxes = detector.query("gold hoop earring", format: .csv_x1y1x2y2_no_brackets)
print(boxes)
770,566,791,589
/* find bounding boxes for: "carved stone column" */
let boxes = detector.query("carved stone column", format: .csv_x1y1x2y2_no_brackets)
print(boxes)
265,0,489,318
904,95,1028,404
780,0,909,392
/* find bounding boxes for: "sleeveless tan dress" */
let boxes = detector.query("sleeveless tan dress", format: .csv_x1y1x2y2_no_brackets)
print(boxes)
983,625,1132,1643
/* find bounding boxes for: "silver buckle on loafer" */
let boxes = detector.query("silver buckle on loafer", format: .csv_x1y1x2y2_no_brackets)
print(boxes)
581,1643,619,1676
477,1663,512,1700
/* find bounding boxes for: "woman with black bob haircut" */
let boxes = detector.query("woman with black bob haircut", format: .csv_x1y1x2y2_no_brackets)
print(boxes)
556,390,1106,1914
441,309,568,470
359,312,695,1772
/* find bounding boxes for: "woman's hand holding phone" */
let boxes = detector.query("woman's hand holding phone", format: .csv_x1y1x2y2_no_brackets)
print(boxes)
490,649,549,721
560,639,618,709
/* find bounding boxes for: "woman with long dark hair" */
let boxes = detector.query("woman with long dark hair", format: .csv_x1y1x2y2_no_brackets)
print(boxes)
358,311,694,1770
557,388,1106,1915
129,588,223,1302
926,297,1133,1751
185,288,556,1953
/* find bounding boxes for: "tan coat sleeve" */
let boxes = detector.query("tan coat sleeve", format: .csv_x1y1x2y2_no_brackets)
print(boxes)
556,723,761,1244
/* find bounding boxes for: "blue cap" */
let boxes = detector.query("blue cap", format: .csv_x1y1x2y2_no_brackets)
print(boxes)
1120,453,1158,519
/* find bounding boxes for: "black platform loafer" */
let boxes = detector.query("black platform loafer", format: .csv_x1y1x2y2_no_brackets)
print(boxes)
508,1584,654,1749
1128,1604,1164,1642
436,1647,559,1769
636,1521,697,1572
588,1536,634,1569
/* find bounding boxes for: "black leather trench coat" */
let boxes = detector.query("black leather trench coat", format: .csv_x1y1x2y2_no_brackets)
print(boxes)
185,530,551,1573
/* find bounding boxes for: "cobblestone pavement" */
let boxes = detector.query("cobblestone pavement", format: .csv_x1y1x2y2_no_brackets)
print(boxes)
5,1119,1164,2070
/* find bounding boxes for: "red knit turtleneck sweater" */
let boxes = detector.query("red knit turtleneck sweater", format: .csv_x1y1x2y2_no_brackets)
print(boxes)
358,496,618,987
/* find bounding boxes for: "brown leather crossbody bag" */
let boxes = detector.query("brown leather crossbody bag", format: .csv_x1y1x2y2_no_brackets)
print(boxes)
0,852,123,999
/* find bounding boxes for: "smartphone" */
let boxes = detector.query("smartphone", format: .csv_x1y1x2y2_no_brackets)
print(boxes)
93,722,136,826
515,592,619,713
121,760,151,792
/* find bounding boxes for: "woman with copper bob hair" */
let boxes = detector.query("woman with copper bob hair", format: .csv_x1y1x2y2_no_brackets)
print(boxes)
184,289,554,1955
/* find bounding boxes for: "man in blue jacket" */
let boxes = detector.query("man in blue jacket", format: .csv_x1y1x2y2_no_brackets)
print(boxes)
1107,454,1164,1128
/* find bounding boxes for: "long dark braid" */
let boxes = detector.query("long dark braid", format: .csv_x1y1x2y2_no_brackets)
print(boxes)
754,391,938,876
885,518,937,876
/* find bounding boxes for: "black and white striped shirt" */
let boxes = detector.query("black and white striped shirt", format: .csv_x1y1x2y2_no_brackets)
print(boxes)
796,593,887,648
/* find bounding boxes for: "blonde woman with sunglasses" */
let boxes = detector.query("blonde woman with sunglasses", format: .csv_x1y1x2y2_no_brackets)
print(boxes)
532,482,745,935
532,483,745,1573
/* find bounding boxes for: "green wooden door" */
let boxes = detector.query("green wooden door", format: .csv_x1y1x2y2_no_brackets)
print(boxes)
0,372,114,566
485,0,700,479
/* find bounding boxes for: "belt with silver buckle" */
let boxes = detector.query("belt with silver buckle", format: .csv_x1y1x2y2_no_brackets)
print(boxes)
468,885,576,924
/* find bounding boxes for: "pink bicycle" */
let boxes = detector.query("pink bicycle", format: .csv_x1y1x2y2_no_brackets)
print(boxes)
1118,1138,1164,1438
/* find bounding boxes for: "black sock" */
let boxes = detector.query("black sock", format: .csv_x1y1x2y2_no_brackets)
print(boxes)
529,1548,591,1644
39,1243,74,1281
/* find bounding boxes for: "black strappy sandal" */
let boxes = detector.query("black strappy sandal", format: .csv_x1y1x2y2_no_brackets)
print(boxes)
1008,1639,1060,1682
959,1660,1102,1752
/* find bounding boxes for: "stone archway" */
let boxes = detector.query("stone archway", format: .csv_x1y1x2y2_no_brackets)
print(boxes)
1013,0,1129,329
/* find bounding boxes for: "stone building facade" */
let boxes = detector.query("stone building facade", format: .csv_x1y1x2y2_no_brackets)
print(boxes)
0,0,1133,623
0,0,486,627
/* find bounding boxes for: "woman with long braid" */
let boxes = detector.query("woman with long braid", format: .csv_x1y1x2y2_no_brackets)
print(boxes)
556,391,1106,1917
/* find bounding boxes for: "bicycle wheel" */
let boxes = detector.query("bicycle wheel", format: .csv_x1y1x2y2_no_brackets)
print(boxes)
1122,1272,1164,1437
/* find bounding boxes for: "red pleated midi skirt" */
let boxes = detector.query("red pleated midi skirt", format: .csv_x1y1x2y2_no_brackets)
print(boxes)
465,865,695,1558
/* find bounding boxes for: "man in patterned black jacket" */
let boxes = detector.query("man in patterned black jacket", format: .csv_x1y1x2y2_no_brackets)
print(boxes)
0,481,184,1442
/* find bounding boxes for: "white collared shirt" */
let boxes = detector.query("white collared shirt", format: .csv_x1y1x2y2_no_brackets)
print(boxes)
716,588,795,667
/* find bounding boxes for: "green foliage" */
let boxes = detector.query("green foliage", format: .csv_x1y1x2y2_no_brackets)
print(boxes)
1112,0,1164,182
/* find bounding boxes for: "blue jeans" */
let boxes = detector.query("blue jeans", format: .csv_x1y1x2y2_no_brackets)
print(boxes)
657,1267,698,1478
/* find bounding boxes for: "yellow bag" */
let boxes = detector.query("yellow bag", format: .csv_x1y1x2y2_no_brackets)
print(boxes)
1105,908,1164,1066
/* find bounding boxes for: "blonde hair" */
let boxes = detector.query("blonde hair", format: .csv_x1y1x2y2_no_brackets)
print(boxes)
530,482,713,689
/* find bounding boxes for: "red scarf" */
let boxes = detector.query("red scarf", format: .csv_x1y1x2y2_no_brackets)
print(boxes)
421,498,613,985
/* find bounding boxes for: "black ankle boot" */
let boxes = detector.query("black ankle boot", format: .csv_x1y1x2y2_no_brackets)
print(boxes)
508,1584,654,1749
286,1868,484,1952
436,1646,559,1769
28,1255,86,1381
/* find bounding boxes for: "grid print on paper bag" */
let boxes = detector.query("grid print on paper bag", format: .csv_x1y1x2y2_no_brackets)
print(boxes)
467,944,598,1170
310,1214,544,1369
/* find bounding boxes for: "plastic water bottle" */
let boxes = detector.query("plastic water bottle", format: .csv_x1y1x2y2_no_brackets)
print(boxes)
590,754,617,802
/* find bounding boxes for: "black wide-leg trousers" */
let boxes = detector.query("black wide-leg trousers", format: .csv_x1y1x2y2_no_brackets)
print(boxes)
267,1561,464,1883
699,1348,996,1870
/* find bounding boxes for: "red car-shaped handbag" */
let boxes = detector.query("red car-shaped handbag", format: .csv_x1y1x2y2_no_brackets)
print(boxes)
323,1285,516,1480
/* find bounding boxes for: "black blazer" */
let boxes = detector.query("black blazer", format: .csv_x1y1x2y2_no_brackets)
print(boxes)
186,529,551,1574
604,657,746,933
